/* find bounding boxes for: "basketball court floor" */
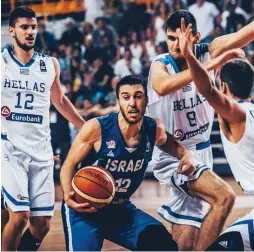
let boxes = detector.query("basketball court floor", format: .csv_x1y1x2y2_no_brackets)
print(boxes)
40,177,254,251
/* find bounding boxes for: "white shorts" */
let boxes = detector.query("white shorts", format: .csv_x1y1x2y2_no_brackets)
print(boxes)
1,139,55,217
221,209,254,251
151,142,213,228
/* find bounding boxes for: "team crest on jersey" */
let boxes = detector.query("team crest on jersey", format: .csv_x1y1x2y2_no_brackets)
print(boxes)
106,140,115,149
20,68,29,75
182,84,192,92
1,106,10,117
40,60,47,72
174,129,184,140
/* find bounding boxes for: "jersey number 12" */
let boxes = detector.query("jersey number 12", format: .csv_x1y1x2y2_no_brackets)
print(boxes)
15,92,34,110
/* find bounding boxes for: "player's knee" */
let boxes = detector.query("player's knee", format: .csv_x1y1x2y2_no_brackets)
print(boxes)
172,232,195,251
137,225,178,251
10,212,29,231
214,185,236,211
30,216,51,237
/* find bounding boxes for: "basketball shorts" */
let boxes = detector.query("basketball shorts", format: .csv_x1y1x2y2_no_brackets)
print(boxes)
61,201,167,251
152,141,213,228
1,139,55,216
217,209,254,251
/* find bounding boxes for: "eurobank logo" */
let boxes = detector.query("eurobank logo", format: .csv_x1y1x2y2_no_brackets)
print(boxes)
6,112,43,124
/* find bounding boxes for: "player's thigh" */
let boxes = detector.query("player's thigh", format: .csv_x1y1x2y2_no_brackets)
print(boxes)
188,169,235,205
172,223,199,250
61,202,104,251
28,158,55,217
1,141,30,213
106,203,176,251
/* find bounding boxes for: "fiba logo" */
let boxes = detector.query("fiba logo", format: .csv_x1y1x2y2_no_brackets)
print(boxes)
174,129,184,140
1,106,11,117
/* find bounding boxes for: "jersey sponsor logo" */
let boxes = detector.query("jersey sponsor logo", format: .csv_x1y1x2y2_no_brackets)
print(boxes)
174,129,184,140
107,150,114,157
1,106,11,117
218,241,228,248
173,94,206,111
40,60,47,72
105,158,144,172
20,68,29,75
106,140,116,149
178,123,209,141
182,84,192,92
6,112,43,124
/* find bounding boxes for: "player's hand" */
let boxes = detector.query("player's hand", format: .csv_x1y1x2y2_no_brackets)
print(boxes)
176,18,194,59
177,150,197,176
64,191,97,213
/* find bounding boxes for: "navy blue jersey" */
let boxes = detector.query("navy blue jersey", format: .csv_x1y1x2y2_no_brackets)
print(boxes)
94,113,157,204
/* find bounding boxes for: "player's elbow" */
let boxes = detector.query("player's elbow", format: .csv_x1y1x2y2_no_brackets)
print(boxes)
153,83,169,96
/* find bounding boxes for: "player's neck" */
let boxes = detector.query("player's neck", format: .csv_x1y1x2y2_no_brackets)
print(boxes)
118,113,143,138
13,46,34,65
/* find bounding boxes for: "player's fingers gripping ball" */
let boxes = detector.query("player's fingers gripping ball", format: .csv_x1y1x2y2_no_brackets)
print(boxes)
72,166,115,209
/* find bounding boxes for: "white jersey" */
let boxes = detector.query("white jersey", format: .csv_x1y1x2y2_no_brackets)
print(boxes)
220,101,254,194
1,46,55,161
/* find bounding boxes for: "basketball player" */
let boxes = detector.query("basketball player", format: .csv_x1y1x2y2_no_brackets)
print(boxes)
177,25,254,250
60,75,234,251
1,6,85,251
146,10,254,250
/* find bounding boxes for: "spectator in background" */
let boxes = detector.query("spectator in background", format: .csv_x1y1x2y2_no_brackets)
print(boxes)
83,35,100,65
100,34,117,63
116,34,129,60
60,18,83,46
171,0,187,12
153,1,170,45
92,16,114,47
35,21,57,52
189,0,219,43
221,0,246,34
142,27,158,62
114,48,142,78
82,21,94,44
130,31,143,60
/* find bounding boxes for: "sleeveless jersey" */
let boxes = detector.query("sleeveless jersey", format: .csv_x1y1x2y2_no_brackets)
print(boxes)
1,46,55,161
220,101,254,194
146,43,215,147
94,113,157,204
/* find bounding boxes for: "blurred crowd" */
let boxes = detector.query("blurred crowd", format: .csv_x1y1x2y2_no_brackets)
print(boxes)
39,0,254,175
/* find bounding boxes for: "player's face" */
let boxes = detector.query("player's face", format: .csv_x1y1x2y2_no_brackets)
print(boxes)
9,17,37,51
166,29,199,59
118,85,147,124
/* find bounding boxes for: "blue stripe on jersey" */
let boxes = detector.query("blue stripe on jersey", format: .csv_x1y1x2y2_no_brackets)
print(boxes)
195,43,209,59
155,54,180,73
230,219,254,250
2,187,30,206
30,205,54,211
161,205,203,223
95,113,157,203
196,140,211,150
1,134,8,141
6,46,37,67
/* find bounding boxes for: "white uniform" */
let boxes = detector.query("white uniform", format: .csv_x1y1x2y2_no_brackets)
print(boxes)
146,43,215,228
1,46,55,216
219,101,254,251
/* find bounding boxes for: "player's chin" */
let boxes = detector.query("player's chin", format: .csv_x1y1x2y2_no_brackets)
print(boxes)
128,115,142,124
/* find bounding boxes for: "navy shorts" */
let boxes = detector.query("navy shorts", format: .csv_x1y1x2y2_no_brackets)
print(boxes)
61,200,164,251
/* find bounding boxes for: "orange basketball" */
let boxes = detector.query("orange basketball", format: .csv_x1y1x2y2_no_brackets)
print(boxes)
72,166,115,209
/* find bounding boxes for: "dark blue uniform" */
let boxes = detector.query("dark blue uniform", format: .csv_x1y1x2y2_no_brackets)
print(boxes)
61,113,177,251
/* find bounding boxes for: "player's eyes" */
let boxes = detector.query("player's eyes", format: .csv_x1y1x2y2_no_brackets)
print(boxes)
168,36,176,41
123,96,129,100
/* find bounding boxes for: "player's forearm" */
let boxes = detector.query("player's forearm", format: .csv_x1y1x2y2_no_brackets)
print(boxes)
210,21,254,58
158,132,187,159
53,95,85,129
185,53,214,95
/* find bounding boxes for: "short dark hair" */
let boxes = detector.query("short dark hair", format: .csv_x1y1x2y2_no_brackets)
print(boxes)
165,10,197,35
220,59,254,99
116,75,147,99
9,6,36,27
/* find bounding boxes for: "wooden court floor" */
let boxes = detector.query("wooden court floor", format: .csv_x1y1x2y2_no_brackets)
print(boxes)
40,177,253,251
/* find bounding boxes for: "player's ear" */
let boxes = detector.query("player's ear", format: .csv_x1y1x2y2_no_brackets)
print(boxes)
221,81,228,94
193,32,200,44
9,26,15,37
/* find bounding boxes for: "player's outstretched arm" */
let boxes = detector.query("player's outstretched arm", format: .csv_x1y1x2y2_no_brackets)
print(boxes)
50,57,85,129
155,118,197,176
209,21,254,59
60,119,101,212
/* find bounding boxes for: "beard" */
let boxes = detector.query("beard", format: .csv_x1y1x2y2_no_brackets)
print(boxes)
119,106,144,125
15,36,34,51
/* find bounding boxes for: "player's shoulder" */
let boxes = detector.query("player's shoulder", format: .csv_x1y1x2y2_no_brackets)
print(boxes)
34,51,53,63
1,44,12,59
153,53,171,64
143,115,158,129
96,113,117,129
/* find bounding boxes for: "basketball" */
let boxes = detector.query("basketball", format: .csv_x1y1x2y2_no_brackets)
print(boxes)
72,166,115,209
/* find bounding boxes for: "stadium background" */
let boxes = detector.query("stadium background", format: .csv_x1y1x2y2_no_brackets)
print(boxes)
1,0,254,250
